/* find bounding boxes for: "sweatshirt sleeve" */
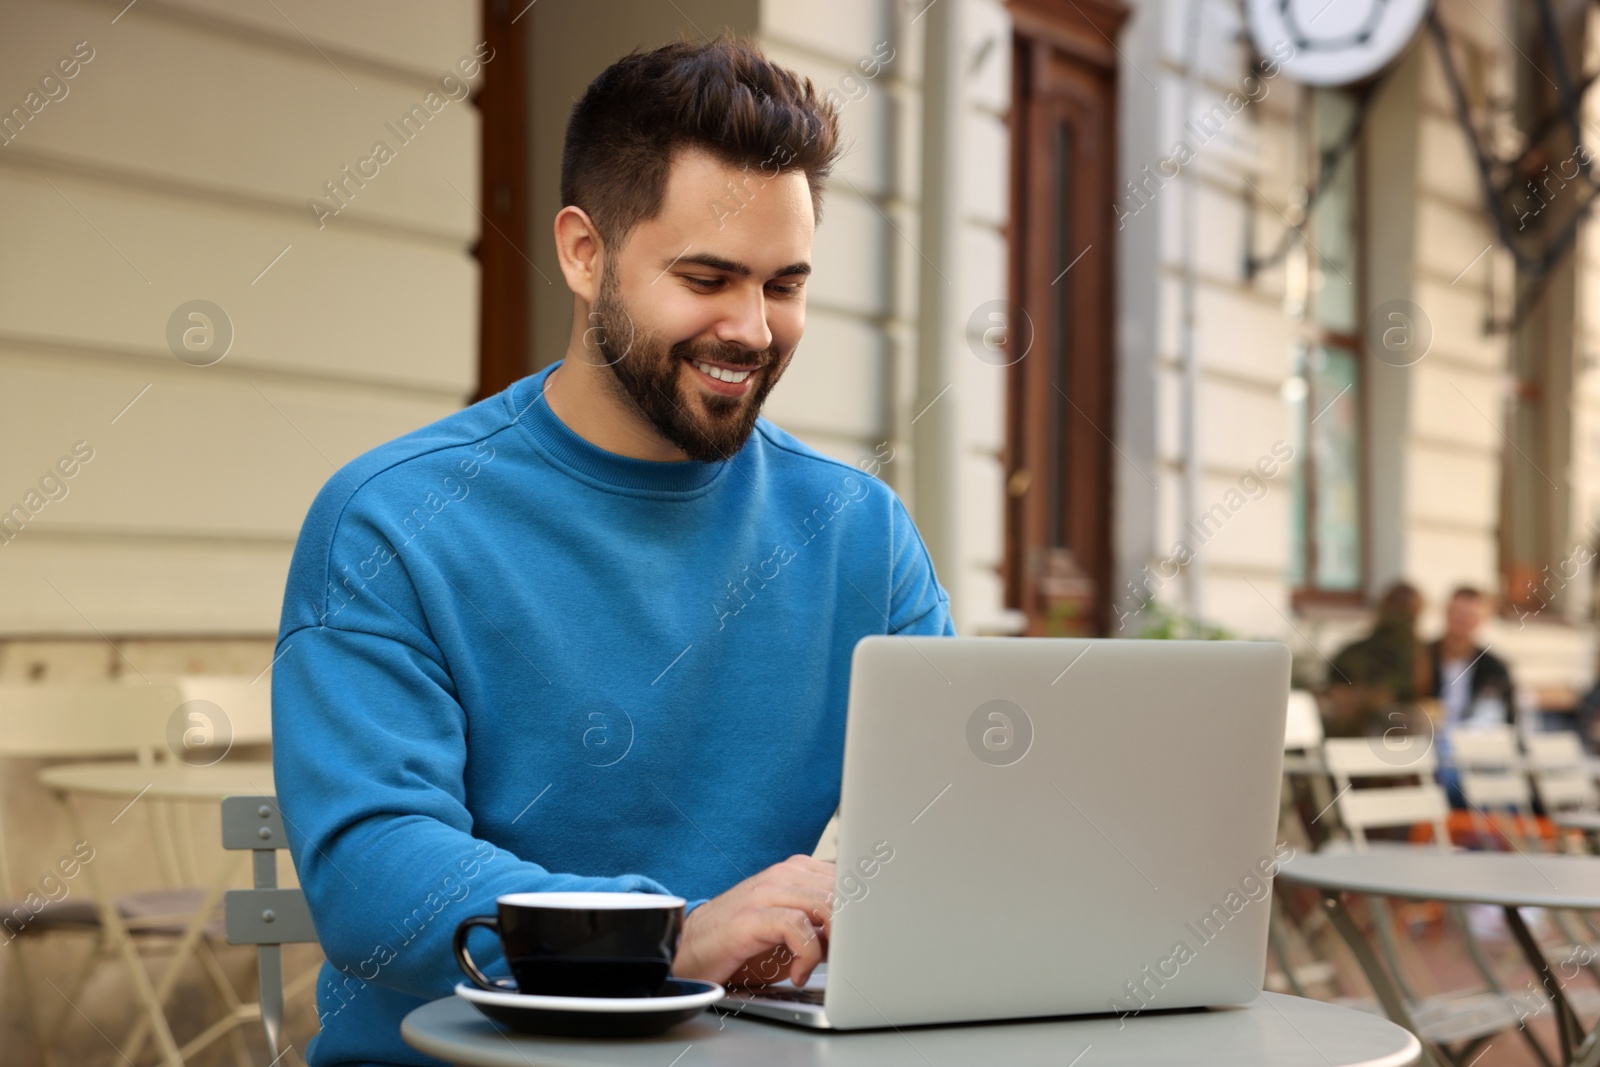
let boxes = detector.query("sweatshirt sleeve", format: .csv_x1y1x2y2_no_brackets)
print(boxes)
885,494,956,637
272,491,673,1001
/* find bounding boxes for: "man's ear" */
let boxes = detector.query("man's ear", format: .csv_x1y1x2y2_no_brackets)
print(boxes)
553,205,604,304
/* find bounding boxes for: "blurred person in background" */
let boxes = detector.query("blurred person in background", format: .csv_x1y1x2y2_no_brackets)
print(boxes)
1425,586,1514,807
1322,581,1430,740
1427,586,1514,729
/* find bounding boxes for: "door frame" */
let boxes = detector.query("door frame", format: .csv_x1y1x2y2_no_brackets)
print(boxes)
475,0,531,402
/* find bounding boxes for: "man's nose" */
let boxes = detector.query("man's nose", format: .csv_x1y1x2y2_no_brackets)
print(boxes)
714,287,774,354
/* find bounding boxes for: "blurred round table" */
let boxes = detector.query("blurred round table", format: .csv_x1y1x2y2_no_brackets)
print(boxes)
1279,849,1600,1067
38,758,276,1066
401,990,1421,1066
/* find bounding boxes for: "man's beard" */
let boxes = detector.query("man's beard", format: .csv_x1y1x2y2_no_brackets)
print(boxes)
587,265,788,463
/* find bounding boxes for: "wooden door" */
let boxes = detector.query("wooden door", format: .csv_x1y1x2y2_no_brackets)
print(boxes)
1004,0,1127,635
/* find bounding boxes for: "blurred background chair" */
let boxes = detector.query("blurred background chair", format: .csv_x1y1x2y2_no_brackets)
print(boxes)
1450,726,1538,848
1315,737,1548,1065
1526,732,1600,820
0,682,186,1067
1,678,281,1066
1268,691,1342,999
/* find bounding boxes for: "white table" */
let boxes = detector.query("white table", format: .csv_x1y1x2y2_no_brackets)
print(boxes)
401,990,1422,1067
39,759,276,1067
1279,850,1600,1067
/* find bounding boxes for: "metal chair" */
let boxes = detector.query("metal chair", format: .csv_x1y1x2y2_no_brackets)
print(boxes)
1318,737,1556,1067
0,682,195,1067
2,679,282,1067
1450,726,1539,846
113,674,278,1066
1447,728,1600,1010
222,794,318,1066
1269,691,1342,997
1526,731,1600,816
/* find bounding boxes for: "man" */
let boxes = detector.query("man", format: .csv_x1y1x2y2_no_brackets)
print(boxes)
1428,586,1515,729
272,36,953,1066
1427,586,1514,808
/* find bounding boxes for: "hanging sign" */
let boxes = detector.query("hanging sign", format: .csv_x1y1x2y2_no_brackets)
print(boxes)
1246,0,1431,86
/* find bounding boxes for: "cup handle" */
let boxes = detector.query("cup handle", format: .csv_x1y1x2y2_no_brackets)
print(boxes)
453,915,504,991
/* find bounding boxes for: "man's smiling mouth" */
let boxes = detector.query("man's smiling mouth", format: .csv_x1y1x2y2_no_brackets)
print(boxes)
690,359,756,384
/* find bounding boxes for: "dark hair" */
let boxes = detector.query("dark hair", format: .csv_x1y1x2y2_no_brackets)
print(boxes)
560,33,842,250
1450,585,1483,601
1374,580,1422,627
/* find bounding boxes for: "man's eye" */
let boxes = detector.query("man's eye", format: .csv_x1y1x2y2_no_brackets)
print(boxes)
768,282,803,297
684,277,721,291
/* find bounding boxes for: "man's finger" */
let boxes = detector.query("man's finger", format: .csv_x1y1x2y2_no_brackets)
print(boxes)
757,872,834,918
768,907,824,986
789,926,827,986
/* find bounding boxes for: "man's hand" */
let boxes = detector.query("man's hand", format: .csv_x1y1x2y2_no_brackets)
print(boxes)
670,855,834,988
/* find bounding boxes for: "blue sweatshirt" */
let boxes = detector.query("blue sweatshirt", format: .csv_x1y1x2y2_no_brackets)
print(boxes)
271,363,954,1066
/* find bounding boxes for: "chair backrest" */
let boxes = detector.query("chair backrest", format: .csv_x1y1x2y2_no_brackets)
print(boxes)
1321,738,1451,849
222,795,315,1057
176,676,272,749
1283,691,1324,750
1449,726,1534,811
1525,731,1599,811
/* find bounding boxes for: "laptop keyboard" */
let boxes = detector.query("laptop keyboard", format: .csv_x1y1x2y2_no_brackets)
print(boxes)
734,984,826,1006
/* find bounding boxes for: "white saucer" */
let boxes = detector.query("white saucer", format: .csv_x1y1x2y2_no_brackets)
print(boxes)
454,979,724,1013
454,978,724,1038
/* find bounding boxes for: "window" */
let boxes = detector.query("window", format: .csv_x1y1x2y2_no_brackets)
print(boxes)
1288,88,1366,600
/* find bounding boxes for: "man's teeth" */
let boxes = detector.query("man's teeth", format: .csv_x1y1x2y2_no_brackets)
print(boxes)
692,359,754,384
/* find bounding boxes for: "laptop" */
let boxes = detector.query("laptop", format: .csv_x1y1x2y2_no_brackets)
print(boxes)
718,635,1291,1030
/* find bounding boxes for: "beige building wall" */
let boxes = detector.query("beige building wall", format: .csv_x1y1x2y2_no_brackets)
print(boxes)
0,1,483,1059
0,0,483,641
1116,0,1300,641
1118,0,1597,690
1395,5,1593,689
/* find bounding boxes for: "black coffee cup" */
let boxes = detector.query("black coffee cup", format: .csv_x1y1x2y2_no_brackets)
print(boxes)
453,892,685,998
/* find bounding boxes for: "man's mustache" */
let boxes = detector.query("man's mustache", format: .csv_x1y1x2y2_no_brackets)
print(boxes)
673,344,778,370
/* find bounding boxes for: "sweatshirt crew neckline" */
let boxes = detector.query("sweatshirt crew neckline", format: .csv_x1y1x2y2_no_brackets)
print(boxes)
508,362,730,496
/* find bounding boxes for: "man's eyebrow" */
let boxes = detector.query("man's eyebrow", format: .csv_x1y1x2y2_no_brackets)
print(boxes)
666,251,811,278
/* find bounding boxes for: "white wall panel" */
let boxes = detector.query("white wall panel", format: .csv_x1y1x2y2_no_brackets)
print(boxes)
1412,276,1503,370
0,351,458,539
0,1,481,237
762,312,887,441
1193,284,1296,385
760,0,889,64
1409,361,1501,452
0,535,293,634
150,0,481,76
1415,198,1494,282
1415,115,1481,207
0,169,475,393
1405,442,1498,530
0,0,478,634
809,189,893,319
